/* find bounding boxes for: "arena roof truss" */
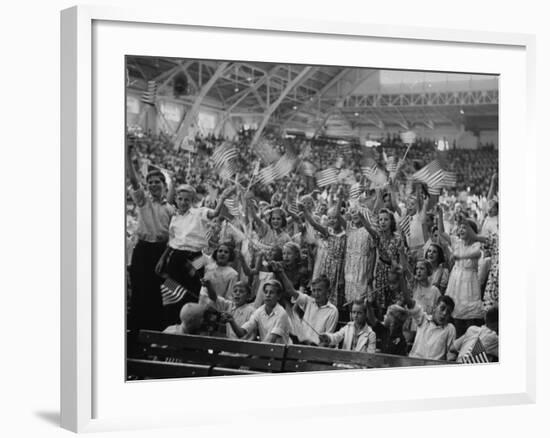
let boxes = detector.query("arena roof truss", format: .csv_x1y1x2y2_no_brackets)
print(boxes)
127,56,499,138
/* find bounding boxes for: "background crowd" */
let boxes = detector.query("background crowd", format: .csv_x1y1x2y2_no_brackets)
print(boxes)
126,126,499,364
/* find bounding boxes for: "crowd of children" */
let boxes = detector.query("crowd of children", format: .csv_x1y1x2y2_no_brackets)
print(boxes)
126,130,499,365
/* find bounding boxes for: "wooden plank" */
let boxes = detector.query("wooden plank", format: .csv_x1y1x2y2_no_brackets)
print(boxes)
283,360,342,372
127,359,210,379
139,331,286,358
210,367,262,376
145,348,284,372
285,345,447,368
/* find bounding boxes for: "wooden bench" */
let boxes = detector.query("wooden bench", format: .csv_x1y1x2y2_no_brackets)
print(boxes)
127,330,449,380
127,330,286,379
283,344,449,372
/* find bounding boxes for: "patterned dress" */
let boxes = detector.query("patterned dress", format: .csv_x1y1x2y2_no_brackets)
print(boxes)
313,229,347,308
446,238,484,320
372,231,403,311
483,232,499,310
344,224,373,303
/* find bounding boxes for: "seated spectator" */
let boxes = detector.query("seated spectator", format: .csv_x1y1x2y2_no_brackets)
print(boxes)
450,305,499,362
318,299,376,353
224,279,291,344
403,292,457,361
200,280,256,340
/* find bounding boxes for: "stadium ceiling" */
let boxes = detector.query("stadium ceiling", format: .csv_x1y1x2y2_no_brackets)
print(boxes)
127,56,498,136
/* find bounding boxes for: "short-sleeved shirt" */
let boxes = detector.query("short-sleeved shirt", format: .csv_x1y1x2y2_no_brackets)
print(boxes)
242,303,291,344
168,207,214,251
453,325,499,361
291,292,339,344
408,304,456,361
131,187,175,242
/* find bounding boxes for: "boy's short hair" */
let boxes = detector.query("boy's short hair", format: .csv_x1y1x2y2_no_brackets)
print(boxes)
179,303,206,333
176,184,197,197
485,306,499,325
146,169,166,185
436,295,455,314
263,279,283,294
311,275,331,290
351,298,367,311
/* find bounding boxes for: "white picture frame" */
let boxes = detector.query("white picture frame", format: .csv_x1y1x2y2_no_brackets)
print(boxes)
60,5,536,433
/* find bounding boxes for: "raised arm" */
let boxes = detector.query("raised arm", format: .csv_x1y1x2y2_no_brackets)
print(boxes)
269,261,299,300
334,186,347,230
388,186,402,216
207,186,236,220
235,249,258,278
358,209,379,240
245,193,268,235
126,142,141,190
224,314,249,339
300,203,329,238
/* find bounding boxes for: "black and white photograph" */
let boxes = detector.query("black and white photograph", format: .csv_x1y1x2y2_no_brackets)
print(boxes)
125,56,499,380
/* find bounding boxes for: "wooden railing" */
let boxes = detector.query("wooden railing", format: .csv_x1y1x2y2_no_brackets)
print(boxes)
127,330,449,380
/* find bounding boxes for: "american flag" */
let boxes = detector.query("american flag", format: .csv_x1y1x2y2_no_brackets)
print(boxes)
411,160,443,184
399,214,412,238
461,337,489,364
219,160,239,180
441,171,457,187
212,142,239,180
257,153,296,185
287,195,300,216
315,168,339,187
212,142,239,168
161,278,188,306
140,80,158,105
349,182,364,199
223,196,242,218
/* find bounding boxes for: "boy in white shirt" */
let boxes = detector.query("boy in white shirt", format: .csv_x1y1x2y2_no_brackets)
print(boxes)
403,290,456,361
225,280,291,344
319,299,376,353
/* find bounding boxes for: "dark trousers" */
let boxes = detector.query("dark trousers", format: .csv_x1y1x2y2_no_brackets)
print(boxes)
128,241,167,333
162,248,205,327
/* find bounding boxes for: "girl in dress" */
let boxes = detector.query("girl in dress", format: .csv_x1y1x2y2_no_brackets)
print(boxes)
248,202,292,248
425,243,449,294
411,259,441,316
198,241,239,305
444,219,485,337
344,206,375,303
359,208,404,319
301,201,347,309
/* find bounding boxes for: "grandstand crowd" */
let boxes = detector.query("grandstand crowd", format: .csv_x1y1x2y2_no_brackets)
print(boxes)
126,127,499,364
